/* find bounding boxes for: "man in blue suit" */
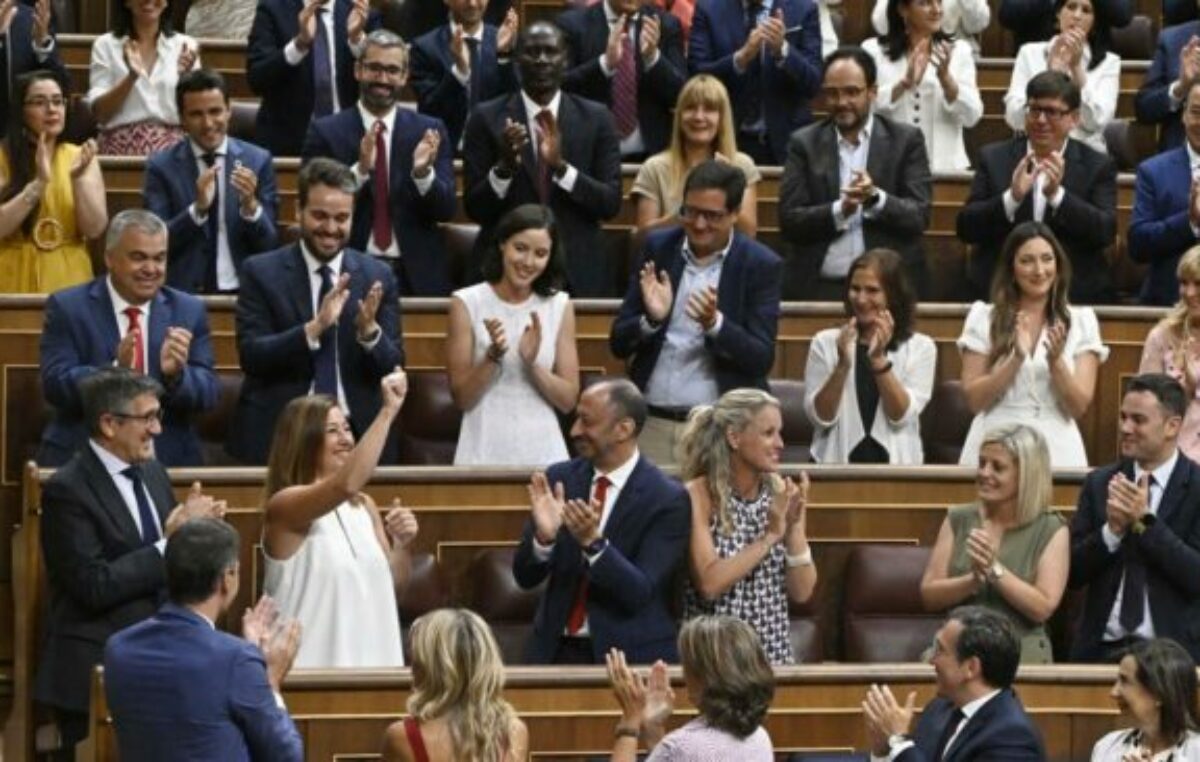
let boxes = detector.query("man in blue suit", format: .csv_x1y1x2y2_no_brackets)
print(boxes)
1135,18,1200,152
610,160,780,466
105,518,304,762
0,0,68,128
38,209,219,467
862,606,1046,761
688,0,823,165
247,0,380,157
513,379,691,665
1129,79,1200,306
302,30,457,296
228,158,404,464
144,69,279,294
409,0,519,151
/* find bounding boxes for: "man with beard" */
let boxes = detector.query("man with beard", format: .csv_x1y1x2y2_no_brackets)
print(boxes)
302,29,455,296
462,20,622,297
227,158,404,464
512,379,690,664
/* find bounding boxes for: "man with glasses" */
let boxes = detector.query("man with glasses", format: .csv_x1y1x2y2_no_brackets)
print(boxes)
35,366,226,760
37,209,219,467
610,159,780,466
957,69,1117,303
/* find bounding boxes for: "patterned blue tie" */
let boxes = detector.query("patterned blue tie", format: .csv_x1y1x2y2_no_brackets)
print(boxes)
313,265,338,396
122,466,160,545
311,7,335,117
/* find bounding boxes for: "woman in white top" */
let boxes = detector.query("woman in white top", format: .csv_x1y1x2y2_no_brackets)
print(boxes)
448,204,579,466
262,369,418,669
871,0,991,57
88,0,200,155
863,0,982,172
804,249,936,464
1092,638,1200,761
1004,0,1120,155
958,222,1108,468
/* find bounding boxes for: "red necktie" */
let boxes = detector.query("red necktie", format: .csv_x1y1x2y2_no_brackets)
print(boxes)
124,307,145,374
371,121,392,251
566,475,610,635
612,20,638,138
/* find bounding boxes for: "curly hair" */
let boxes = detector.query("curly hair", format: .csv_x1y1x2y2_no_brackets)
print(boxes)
679,615,775,738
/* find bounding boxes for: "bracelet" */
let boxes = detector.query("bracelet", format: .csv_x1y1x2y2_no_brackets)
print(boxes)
871,360,893,375
786,547,814,568
614,725,640,739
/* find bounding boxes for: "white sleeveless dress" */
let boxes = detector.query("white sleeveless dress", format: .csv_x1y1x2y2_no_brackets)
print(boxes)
263,501,404,669
452,283,570,466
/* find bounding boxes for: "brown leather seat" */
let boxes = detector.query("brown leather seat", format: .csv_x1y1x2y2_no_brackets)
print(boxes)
842,545,943,662
393,369,461,465
397,552,451,654
1109,14,1154,60
196,371,243,466
920,380,973,465
441,222,479,289
789,592,824,663
4,367,46,479
1103,120,1138,174
465,548,543,665
228,100,260,143
769,378,813,464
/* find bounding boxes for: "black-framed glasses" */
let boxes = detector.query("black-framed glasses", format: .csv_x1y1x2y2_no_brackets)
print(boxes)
360,62,405,77
110,408,164,425
1025,104,1073,121
23,96,65,110
679,205,730,224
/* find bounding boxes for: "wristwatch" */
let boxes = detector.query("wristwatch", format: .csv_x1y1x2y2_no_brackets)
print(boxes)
585,537,609,556
988,562,1006,582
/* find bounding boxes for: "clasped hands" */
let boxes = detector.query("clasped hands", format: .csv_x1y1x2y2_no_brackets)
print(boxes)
1106,472,1150,536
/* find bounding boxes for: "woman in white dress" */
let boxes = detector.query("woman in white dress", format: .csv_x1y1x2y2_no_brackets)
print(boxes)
262,369,419,669
1092,638,1200,761
1004,0,1120,155
863,0,983,172
958,222,1108,468
448,204,579,466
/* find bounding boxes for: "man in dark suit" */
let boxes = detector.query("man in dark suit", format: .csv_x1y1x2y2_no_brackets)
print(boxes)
0,0,67,128
957,70,1117,303
394,0,513,40
1128,79,1200,306
38,209,219,467
557,0,686,160
513,379,690,665
779,47,931,300
688,0,823,165
302,29,457,296
228,157,404,464
409,0,519,151
35,367,226,760
862,606,1046,761
1069,374,1200,663
144,69,279,295
105,519,303,762
1134,18,1200,152
462,21,622,297
610,160,780,466
247,0,380,157
999,0,1130,51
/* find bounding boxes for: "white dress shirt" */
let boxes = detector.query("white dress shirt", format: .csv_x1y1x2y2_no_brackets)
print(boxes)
1001,141,1068,222
88,440,166,554
488,90,580,197
824,115,890,278
873,689,1001,761
186,137,264,291
283,3,345,113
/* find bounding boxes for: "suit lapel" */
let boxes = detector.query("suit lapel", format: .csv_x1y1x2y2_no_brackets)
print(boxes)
601,457,647,541
716,234,744,317
80,446,143,546
146,289,169,379
224,139,243,234
1156,455,1190,524
866,119,889,187
817,123,840,201
338,251,363,350
87,277,121,352
286,244,314,321
480,25,499,91
508,95,540,191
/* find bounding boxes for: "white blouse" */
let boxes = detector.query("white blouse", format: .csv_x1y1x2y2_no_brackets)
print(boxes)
1092,729,1200,761
87,32,200,129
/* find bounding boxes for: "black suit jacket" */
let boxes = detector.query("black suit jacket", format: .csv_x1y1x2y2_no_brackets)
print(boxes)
463,91,622,297
778,114,932,299
34,447,173,713
899,691,1045,761
956,137,1118,304
1069,455,1200,662
395,0,512,40
557,4,686,156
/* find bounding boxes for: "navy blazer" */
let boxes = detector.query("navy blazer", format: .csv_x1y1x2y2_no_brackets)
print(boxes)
37,278,219,467
1069,455,1200,662
35,448,173,714
900,691,1045,761
0,6,68,128
512,455,690,664
246,0,380,157
1135,20,1200,152
143,137,280,294
687,0,823,164
610,226,781,394
105,604,303,762
1128,146,1196,306
463,91,623,297
301,107,456,295
557,3,686,156
409,23,517,150
228,244,404,464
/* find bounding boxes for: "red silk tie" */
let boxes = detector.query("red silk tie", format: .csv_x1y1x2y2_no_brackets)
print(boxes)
124,307,145,374
371,121,392,251
612,21,638,138
566,475,611,635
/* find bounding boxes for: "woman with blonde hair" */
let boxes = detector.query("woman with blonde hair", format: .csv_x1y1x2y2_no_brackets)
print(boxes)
1139,245,1200,461
631,74,760,239
678,388,816,665
921,423,1069,663
381,608,528,762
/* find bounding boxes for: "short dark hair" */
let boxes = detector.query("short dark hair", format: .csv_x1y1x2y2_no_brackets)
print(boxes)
681,160,746,211
1025,70,1081,112
593,378,647,435
479,204,567,296
1126,638,1200,744
80,368,164,437
949,606,1021,690
823,46,877,88
845,249,916,350
175,68,228,118
298,157,357,208
165,519,239,605
1127,373,1188,420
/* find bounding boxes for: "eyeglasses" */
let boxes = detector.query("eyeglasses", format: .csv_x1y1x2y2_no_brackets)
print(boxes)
23,96,65,110
360,62,405,77
111,408,164,425
1025,104,1073,121
679,205,730,224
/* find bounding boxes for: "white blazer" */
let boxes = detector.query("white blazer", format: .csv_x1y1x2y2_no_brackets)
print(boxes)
803,328,937,465
871,0,991,56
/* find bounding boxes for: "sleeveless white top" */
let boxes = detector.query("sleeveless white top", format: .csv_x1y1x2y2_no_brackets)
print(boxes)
263,502,404,668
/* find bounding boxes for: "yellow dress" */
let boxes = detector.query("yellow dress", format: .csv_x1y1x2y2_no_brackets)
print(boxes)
0,143,93,293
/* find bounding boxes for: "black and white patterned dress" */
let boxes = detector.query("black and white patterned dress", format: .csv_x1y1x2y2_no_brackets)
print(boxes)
682,484,793,665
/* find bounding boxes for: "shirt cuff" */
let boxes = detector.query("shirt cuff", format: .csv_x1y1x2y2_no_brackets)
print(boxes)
775,41,790,64
241,204,264,222
1047,185,1066,209
189,203,208,225
705,312,724,336
32,36,55,58
863,189,889,219
272,690,287,710
1102,523,1124,552
644,50,661,69
349,36,367,58
1170,80,1184,112
555,164,579,193
488,167,513,198
586,543,608,564
599,53,614,77
1002,189,1019,221
154,538,167,555
284,40,307,66
353,162,370,190
357,327,382,350
832,200,851,230
451,61,470,85
639,315,662,335
532,535,554,561
306,331,320,351
1191,220,1200,239
412,168,435,196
